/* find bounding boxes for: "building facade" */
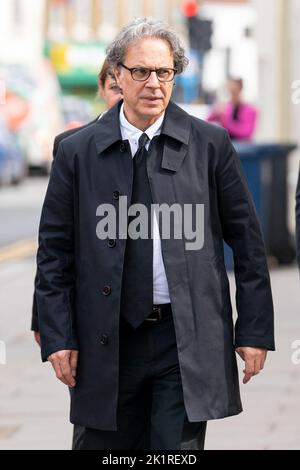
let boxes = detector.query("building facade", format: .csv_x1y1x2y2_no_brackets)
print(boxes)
45,0,182,42
0,0,45,64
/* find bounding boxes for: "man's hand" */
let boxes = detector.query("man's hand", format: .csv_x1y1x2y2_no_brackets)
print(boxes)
47,350,78,387
33,331,41,346
235,347,267,384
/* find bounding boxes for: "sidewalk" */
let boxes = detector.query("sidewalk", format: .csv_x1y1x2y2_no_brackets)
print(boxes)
205,265,300,450
0,259,299,450
0,259,72,449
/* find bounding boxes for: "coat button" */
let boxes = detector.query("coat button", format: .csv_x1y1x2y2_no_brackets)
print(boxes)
113,190,121,200
120,143,126,153
102,286,111,296
100,334,109,345
107,239,116,248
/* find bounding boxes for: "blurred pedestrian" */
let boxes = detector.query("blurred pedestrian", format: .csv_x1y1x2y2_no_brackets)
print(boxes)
207,77,257,141
31,58,122,449
36,18,274,450
98,60,123,110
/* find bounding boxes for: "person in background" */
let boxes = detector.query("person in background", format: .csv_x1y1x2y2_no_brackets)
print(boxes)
64,62,122,131
31,58,122,449
207,77,257,141
97,60,124,110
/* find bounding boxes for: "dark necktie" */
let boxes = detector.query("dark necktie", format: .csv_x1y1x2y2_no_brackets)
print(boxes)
120,133,153,328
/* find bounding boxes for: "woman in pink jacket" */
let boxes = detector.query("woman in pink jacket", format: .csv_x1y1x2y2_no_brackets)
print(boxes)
207,78,257,141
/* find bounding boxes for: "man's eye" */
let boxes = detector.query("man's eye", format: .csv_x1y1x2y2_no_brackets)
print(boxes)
133,68,149,78
157,69,171,78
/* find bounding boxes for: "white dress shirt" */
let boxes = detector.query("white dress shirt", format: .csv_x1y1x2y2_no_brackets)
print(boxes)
119,104,171,304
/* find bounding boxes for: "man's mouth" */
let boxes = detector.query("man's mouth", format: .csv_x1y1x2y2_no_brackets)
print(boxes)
141,97,163,101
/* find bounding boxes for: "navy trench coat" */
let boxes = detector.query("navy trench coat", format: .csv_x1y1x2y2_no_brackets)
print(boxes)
36,101,274,431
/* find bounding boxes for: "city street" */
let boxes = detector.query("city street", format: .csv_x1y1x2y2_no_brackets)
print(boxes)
0,177,299,450
1,0,300,452
0,176,47,248
0,177,73,448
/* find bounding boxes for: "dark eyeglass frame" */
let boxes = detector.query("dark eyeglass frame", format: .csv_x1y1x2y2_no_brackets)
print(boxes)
118,63,177,82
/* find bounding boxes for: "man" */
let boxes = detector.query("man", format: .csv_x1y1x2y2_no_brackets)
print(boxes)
207,78,257,141
36,18,275,450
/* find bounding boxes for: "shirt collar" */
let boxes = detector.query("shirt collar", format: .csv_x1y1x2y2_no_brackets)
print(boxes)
94,100,191,156
119,103,165,142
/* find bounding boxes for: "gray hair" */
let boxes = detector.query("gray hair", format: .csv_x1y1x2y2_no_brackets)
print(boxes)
106,17,189,74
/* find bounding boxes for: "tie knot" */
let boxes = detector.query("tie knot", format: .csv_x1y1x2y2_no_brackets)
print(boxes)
138,133,149,150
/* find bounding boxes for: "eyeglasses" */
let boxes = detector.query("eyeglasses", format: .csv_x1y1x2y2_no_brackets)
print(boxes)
119,63,177,82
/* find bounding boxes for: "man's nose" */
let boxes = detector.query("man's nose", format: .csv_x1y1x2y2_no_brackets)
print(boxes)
145,71,161,87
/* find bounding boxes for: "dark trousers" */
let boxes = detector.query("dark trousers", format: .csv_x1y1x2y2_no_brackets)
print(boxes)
75,310,206,450
72,424,84,450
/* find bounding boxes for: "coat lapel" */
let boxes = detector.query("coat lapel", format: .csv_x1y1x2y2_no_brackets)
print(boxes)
160,101,191,172
94,101,123,155
93,100,192,170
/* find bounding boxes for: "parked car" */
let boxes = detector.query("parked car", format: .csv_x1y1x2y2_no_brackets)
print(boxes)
0,121,26,186
1,61,64,173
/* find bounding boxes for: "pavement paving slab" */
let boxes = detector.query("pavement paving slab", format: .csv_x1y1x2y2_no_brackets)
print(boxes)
0,257,299,450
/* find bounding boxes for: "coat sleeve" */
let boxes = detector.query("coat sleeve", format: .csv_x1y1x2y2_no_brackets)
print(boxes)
31,138,60,333
36,142,78,361
296,167,300,271
216,131,275,351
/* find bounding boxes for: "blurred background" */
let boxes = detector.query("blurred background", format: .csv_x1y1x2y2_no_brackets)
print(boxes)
0,0,299,450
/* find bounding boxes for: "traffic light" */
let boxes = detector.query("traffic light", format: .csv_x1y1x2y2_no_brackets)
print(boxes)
187,16,213,52
181,0,198,17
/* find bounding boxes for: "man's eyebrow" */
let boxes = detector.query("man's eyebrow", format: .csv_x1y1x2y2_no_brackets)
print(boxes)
129,65,173,69
128,65,146,68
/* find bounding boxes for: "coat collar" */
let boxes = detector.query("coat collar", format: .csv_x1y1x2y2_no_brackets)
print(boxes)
94,101,123,155
160,101,190,172
94,100,191,172
161,100,191,146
